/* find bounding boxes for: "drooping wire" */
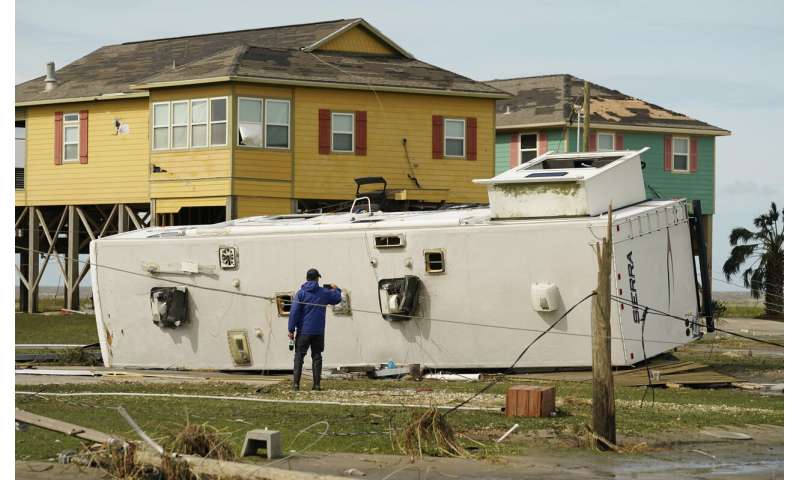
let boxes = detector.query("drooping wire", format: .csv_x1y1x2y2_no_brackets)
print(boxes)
443,291,597,416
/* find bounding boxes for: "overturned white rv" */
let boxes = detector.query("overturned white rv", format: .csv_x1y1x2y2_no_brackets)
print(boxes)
90,149,705,371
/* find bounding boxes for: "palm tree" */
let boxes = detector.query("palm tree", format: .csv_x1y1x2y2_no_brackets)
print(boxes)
722,202,783,317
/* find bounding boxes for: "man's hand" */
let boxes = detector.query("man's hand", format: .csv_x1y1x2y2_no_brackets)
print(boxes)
329,283,338,290
288,331,294,340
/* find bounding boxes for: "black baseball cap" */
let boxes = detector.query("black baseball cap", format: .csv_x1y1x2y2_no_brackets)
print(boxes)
306,268,322,281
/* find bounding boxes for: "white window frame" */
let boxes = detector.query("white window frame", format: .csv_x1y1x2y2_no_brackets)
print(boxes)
170,101,189,150
519,132,538,163
331,112,354,153
190,99,209,148
237,97,264,148
443,118,466,158
152,102,171,151
265,99,291,150
209,97,229,147
62,113,80,163
597,132,615,152
672,136,690,172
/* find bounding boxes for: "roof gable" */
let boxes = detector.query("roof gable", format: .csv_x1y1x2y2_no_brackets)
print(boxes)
316,25,397,55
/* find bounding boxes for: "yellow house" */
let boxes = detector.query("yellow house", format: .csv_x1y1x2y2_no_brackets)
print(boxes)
14,18,507,311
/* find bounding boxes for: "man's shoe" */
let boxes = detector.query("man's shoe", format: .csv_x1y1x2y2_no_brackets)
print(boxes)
312,385,321,391
292,383,300,391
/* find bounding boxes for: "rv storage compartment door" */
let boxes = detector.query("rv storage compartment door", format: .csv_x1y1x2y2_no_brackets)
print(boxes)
378,276,421,321
150,286,188,328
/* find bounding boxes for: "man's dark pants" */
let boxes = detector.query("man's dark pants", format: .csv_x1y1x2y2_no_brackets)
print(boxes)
293,334,324,388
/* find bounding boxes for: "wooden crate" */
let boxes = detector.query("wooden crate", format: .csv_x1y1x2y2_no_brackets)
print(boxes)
505,385,555,417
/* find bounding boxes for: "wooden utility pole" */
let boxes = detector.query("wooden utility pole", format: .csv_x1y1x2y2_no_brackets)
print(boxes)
582,80,590,152
591,202,615,449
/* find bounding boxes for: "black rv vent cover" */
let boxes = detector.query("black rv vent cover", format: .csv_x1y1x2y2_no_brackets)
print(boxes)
150,286,188,328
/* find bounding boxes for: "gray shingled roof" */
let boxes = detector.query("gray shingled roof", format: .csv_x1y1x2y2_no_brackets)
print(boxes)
488,74,729,133
16,18,505,104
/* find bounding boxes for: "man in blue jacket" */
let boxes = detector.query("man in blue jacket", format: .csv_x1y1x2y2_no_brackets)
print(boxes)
288,268,342,391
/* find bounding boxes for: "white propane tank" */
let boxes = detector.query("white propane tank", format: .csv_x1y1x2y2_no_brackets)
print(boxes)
530,283,561,312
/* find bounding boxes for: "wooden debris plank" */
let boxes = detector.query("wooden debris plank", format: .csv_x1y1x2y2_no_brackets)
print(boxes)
15,408,115,444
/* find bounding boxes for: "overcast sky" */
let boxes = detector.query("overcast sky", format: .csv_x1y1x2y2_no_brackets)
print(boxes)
16,0,783,290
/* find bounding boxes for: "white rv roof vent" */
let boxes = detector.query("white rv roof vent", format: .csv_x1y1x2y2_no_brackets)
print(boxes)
474,149,648,218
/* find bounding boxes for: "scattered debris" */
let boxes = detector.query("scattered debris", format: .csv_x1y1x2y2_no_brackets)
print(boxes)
344,467,366,476
371,367,411,378
172,422,236,460
393,407,467,458
424,373,483,381
496,423,519,443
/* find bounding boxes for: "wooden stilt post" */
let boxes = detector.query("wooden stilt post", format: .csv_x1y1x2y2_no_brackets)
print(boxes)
19,250,29,312
66,205,80,310
117,203,129,234
591,202,615,449
27,207,39,313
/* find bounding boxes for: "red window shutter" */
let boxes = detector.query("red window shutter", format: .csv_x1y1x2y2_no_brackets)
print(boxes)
355,111,367,156
510,133,520,167
318,109,331,155
466,117,477,160
689,137,698,172
588,131,597,151
79,110,89,164
663,135,673,171
538,131,548,154
614,133,624,150
432,115,443,159
54,112,63,165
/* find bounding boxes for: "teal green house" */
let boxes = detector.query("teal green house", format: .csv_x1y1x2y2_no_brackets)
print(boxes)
487,74,730,263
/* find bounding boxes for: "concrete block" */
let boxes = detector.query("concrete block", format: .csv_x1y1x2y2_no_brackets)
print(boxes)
240,429,281,458
505,385,555,417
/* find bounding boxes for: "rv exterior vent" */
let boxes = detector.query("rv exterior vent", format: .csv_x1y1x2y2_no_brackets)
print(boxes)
374,234,405,248
332,289,352,315
227,330,252,366
378,276,421,321
150,286,188,328
530,283,561,312
424,249,446,273
219,246,238,269
275,293,293,316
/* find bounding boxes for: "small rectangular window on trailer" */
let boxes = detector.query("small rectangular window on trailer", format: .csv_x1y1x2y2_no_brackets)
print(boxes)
424,249,446,273
374,234,406,248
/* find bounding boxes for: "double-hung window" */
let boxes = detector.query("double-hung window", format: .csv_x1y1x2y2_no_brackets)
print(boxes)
63,113,80,162
152,98,227,150
520,133,538,163
152,103,170,150
210,97,228,146
238,97,263,147
444,119,465,157
171,101,188,149
191,99,208,148
672,137,689,172
332,112,354,152
266,100,290,148
597,132,614,152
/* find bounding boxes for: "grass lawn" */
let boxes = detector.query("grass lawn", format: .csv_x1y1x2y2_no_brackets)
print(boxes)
15,313,98,345
723,303,767,318
15,374,783,460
